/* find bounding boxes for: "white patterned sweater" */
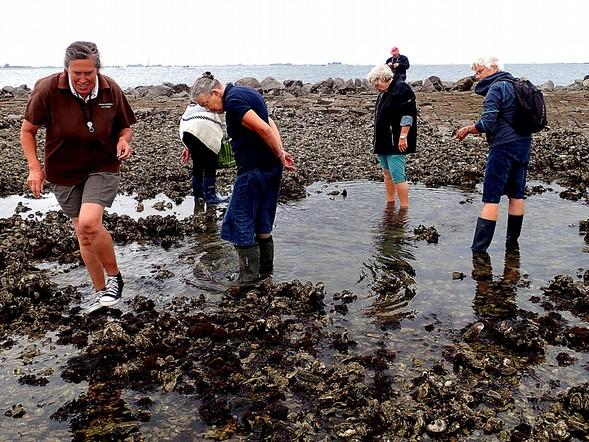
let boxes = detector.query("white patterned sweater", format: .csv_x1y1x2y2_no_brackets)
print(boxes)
179,103,223,154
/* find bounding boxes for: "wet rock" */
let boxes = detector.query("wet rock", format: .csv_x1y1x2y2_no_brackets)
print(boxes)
452,271,465,280
555,352,576,366
4,404,26,418
462,322,485,341
18,374,49,386
426,418,447,433
413,225,440,243
14,202,31,213
564,383,589,418
543,274,589,314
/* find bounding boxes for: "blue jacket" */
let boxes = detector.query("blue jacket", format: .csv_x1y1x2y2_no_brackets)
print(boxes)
473,71,531,159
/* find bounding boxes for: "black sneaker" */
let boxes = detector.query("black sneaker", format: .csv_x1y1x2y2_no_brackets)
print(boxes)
99,272,124,307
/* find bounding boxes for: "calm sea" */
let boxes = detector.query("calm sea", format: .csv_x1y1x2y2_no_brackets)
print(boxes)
1,63,588,89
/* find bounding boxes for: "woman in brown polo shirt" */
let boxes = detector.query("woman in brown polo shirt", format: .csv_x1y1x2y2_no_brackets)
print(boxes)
20,41,136,312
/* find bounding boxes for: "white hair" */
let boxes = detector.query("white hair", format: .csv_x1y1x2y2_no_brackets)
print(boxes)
471,56,503,72
367,64,394,85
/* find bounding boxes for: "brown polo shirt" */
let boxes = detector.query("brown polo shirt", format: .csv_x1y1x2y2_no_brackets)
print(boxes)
24,71,136,185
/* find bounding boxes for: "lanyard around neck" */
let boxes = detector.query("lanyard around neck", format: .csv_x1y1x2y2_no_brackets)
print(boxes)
76,98,95,133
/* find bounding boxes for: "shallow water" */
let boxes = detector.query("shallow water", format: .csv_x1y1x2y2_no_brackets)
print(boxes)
1,180,588,439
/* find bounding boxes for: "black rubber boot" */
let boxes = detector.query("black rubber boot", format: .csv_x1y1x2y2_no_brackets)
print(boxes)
258,236,274,275
506,214,524,246
236,245,260,285
203,174,229,205
471,217,496,253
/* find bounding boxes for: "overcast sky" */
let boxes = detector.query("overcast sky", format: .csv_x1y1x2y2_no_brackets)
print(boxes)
1,0,587,67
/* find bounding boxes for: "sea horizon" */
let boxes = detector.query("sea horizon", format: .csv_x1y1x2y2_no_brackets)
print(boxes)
1,62,588,88
3,61,589,69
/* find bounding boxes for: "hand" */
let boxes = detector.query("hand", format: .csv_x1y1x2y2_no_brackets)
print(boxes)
394,63,399,68
399,137,408,152
180,146,190,164
117,139,133,160
455,125,475,141
27,168,45,198
280,151,296,172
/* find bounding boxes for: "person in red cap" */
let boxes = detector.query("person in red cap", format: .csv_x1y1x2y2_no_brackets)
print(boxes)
385,47,410,81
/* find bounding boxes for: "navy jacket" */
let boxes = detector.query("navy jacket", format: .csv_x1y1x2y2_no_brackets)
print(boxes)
473,71,531,158
385,54,410,78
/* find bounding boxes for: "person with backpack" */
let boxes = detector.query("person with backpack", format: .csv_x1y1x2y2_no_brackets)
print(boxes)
455,56,540,254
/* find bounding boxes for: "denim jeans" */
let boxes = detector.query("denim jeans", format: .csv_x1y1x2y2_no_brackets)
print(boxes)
221,165,282,247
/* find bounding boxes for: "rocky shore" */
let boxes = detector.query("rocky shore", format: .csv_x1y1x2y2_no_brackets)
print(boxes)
0,80,588,440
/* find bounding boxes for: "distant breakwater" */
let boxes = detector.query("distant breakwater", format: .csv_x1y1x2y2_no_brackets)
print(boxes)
2,73,589,101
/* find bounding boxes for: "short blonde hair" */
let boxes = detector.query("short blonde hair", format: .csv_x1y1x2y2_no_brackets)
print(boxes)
367,64,394,85
471,56,503,72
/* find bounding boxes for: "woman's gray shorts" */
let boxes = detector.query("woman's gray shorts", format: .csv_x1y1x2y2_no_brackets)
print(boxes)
52,172,120,218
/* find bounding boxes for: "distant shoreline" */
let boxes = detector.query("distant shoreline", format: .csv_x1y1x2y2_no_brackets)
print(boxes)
2,62,589,69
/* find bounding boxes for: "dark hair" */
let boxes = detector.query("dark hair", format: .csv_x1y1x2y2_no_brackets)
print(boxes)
64,41,101,69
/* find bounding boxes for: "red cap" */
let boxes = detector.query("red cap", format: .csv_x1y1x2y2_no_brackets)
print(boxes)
391,46,399,54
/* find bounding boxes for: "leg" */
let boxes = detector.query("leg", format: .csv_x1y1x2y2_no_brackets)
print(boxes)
203,172,229,204
74,203,118,290
507,198,524,216
480,203,500,221
473,149,511,253
506,199,524,245
183,132,206,206
258,235,274,275
378,154,396,203
472,203,499,253
200,136,228,205
504,158,528,245
383,170,396,203
221,170,262,283
396,181,409,208
390,155,409,208
255,166,283,276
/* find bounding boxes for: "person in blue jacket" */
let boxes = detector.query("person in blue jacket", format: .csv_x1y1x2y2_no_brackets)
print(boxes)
456,56,532,254
190,72,295,284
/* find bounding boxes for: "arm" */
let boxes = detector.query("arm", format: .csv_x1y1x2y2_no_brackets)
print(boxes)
20,119,45,198
116,127,133,160
455,124,479,141
457,83,504,140
241,110,295,170
396,87,415,151
398,116,412,152
474,83,503,134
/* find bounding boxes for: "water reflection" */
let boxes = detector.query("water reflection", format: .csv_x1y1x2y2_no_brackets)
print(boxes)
472,247,521,321
184,211,235,293
363,204,417,329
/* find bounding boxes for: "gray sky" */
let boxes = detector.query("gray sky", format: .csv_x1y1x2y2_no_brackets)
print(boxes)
1,0,587,67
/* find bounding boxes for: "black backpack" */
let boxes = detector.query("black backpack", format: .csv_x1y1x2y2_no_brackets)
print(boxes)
501,78,548,133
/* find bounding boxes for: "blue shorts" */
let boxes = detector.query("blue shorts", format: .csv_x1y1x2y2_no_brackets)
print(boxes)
378,154,406,183
221,165,282,247
482,148,528,203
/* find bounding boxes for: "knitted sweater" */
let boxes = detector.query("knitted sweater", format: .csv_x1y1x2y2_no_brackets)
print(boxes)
179,104,223,154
